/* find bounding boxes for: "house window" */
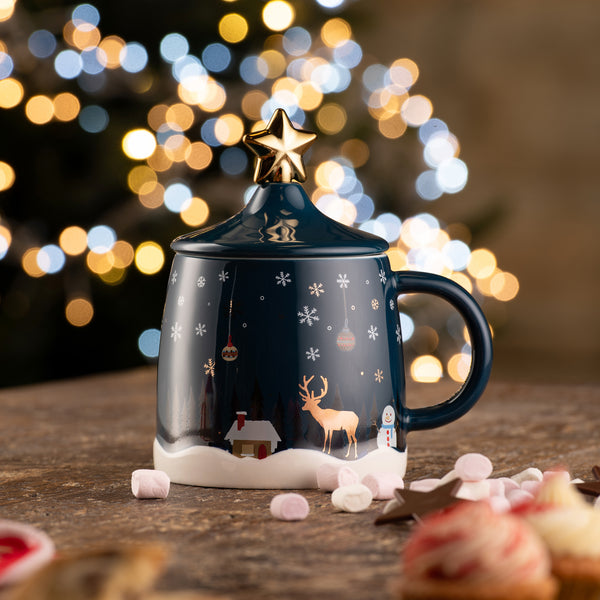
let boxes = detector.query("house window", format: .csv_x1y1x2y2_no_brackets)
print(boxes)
241,444,254,456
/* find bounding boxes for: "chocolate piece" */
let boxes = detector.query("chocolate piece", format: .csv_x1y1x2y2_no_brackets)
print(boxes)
576,481,600,497
375,478,465,525
592,465,600,481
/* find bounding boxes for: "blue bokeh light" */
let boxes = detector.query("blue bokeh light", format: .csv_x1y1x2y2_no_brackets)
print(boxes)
54,50,83,79
220,147,248,176
202,43,231,73
87,225,116,253
72,3,100,27
282,27,311,56
78,105,109,133
160,33,189,64
37,244,65,274
164,182,192,213
138,328,161,358
28,30,57,59
0,52,13,80
120,42,148,73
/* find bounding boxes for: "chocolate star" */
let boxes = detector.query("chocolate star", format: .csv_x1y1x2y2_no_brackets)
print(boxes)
243,108,316,184
375,478,465,525
576,465,600,497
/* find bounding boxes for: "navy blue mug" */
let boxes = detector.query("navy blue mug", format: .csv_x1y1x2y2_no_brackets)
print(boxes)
154,182,493,488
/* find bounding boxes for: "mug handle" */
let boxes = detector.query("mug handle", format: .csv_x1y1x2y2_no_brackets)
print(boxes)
394,271,493,432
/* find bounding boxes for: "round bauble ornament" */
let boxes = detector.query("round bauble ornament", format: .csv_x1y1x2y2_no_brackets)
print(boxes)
222,335,238,362
336,327,356,352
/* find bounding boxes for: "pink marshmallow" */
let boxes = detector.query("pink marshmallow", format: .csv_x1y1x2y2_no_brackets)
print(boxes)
521,480,542,496
543,470,571,483
270,493,310,521
131,469,170,499
409,478,441,492
362,472,404,500
487,479,506,497
316,464,359,491
487,495,511,514
496,477,520,493
507,488,534,508
454,453,493,482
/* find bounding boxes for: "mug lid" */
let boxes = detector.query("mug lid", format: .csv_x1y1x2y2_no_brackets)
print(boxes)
171,182,389,258
172,109,388,258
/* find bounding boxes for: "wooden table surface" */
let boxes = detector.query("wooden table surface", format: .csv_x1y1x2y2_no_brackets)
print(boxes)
1,368,599,599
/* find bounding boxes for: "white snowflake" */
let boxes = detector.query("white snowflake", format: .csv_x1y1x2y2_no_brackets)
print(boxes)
204,358,215,377
195,323,207,337
298,305,319,326
177,295,185,306
308,282,324,297
367,325,379,341
170,322,182,341
218,270,229,282
389,299,395,311
396,324,401,343
337,273,350,288
170,270,178,285
197,276,206,288
305,347,320,361
378,269,387,284
371,298,379,310
374,369,384,383
276,271,292,287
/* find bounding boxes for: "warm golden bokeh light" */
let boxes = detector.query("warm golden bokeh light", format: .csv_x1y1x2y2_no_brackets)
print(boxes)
0,160,15,191
163,134,191,162
385,248,408,271
0,0,15,22
259,49,286,79
218,13,248,44
87,250,114,275
0,78,24,108
491,271,520,301
389,58,420,89
59,226,88,255
25,95,54,125
165,103,195,131
185,142,212,171
321,18,351,48
22,248,44,278
146,146,172,172
180,197,210,227
72,24,101,50
53,92,80,122
448,352,470,383
111,240,134,268
468,248,497,279
138,181,164,209
378,113,407,139
316,103,347,135
296,81,323,111
340,139,370,168
127,165,157,194
215,113,244,145
99,35,125,69
147,104,168,131
122,129,157,160
410,355,443,383
401,94,433,127
65,298,94,327
241,90,268,120
134,241,164,274
314,160,344,190
262,1,295,32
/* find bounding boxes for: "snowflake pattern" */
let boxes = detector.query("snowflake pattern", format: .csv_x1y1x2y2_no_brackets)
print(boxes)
195,323,207,337
197,276,206,288
170,322,182,341
367,325,379,341
305,347,320,361
204,358,215,377
396,324,401,343
218,270,229,282
298,305,319,326
308,282,324,297
337,273,350,288
389,299,395,311
177,295,184,306
170,270,178,285
378,269,387,284
371,298,379,310
374,369,384,383
276,271,292,287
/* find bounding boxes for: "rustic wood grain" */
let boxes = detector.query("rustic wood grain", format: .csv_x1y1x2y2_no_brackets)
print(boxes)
1,368,599,599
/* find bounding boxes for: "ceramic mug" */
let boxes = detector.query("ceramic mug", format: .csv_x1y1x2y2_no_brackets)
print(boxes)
154,183,493,488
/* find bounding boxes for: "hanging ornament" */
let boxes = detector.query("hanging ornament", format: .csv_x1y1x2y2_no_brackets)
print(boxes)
222,334,238,362
336,324,356,352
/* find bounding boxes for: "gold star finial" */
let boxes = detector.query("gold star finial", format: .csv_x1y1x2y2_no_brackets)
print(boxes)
243,109,317,184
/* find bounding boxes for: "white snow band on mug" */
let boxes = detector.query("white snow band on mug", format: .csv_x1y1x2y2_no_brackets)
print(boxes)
316,464,359,491
331,484,373,513
270,493,310,521
131,469,170,499
362,472,404,500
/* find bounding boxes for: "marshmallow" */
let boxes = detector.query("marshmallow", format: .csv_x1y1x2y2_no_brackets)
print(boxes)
496,477,520,493
331,484,373,513
455,480,491,501
507,488,534,508
409,478,441,492
487,479,506,498
454,453,493,482
487,495,511,514
270,493,310,521
316,464,359,491
543,470,571,483
362,472,404,500
511,467,543,485
439,469,458,484
131,469,170,499
521,480,542,496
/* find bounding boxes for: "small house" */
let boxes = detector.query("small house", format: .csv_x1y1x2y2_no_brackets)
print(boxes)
225,411,281,459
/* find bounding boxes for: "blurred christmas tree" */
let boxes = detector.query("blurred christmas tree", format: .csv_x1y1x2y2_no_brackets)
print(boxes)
0,0,518,387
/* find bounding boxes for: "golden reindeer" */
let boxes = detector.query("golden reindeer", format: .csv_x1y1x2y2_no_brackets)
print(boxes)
299,375,359,459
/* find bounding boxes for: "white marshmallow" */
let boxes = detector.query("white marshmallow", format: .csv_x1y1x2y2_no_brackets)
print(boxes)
507,488,534,508
331,484,373,513
511,467,543,484
409,478,441,492
455,480,491,501
487,479,506,497
454,453,493,482
496,477,520,493
131,469,170,499
270,493,309,521
543,470,571,483
521,480,542,496
362,472,404,500
316,464,359,491
439,469,458,484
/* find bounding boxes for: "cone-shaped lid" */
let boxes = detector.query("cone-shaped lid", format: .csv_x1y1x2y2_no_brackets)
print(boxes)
171,109,388,258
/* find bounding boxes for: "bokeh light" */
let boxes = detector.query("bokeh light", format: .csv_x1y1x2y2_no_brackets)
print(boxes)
65,298,94,327
411,355,443,383
59,226,88,255
262,1,295,32
0,78,23,108
122,129,156,159
0,161,15,191
135,241,164,275
218,13,248,44
28,30,57,58
78,105,109,132
138,328,161,358
25,95,54,124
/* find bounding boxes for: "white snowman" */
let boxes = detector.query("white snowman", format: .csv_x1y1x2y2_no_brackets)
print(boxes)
377,404,397,448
